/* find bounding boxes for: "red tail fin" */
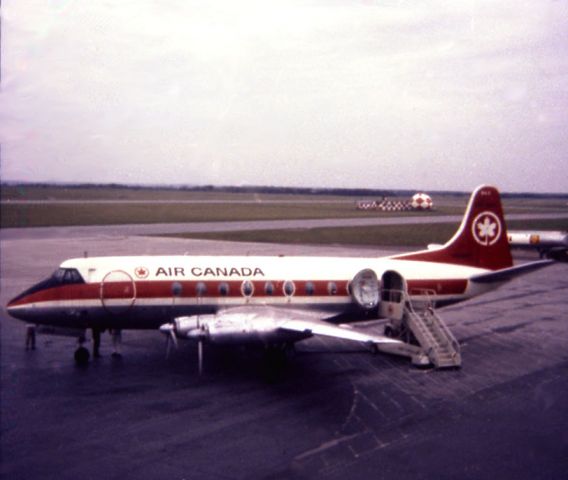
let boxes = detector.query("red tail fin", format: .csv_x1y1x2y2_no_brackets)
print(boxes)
395,185,513,271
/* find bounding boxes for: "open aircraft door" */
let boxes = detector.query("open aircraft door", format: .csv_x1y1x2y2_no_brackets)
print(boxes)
379,270,407,321
100,270,136,315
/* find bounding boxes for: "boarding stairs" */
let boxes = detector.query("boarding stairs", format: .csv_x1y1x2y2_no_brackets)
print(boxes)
377,290,461,369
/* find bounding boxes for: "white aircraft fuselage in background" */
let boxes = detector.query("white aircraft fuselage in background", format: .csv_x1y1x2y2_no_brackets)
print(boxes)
508,230,568,260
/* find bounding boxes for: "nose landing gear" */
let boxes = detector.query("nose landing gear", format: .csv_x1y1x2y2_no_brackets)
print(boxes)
74,335,90,365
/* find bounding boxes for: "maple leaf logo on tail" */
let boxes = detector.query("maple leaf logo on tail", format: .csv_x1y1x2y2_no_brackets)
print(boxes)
472,212,502,246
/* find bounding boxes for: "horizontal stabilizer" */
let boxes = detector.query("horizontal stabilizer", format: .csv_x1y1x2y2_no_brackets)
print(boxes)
470,260,554,284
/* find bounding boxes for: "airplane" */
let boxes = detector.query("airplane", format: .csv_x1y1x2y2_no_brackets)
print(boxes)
6,185,553,372
507,230,568,261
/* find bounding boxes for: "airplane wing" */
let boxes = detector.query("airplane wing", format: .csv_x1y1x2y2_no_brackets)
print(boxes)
280,317,402,346
166,306,401,348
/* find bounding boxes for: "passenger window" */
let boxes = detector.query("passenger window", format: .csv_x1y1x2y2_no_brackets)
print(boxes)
305,282,315,296
264,282,274,295
172,282,183,296
283,281,295,297
195,282,207,296
241,280,254,297
328,282,338,295
219,283,230,296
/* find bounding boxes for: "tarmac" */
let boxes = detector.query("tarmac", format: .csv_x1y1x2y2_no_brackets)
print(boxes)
1,231,568,480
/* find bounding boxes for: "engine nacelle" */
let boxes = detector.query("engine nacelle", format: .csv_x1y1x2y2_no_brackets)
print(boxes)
174,316,202,337
206,310,281,344
174,313,259,343
172,310,287,345
206,313,252,342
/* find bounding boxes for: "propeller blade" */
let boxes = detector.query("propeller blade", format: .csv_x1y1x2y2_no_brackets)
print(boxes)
165,335,172,359
198,339,203,376
160,323,178,359
169,329,178,349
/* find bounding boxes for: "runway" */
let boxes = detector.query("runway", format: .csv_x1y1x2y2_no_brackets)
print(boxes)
1,233,568,479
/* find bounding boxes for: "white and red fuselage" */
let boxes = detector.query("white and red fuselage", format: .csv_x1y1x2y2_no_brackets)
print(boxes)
7,185,547,342
6,254,491,330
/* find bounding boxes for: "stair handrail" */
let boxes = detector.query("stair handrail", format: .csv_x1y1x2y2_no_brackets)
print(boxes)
401,290,461,361
422,304,460,357
406,288,437,311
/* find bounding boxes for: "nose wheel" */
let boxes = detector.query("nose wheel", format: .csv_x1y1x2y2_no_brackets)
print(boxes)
74,334,90,365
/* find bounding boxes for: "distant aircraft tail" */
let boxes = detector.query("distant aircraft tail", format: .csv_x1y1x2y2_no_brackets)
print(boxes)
393,185,513,271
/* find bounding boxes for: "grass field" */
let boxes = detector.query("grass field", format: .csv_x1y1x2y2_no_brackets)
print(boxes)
161,218,568,247
2,185,567,245
1,185,351,202
3,201,565,229
1,202,469,228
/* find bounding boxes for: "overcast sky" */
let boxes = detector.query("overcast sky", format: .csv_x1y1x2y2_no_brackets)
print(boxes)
1,0,567,193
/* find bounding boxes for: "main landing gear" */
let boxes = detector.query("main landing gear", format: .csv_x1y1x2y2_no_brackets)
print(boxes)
73,328,122,365
262,343,296,377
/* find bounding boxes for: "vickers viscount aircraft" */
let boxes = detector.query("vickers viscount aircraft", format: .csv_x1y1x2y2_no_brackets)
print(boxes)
6,185,552,372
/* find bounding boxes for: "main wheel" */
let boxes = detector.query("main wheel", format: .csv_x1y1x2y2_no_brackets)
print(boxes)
74,346,90,365
384,325,399,338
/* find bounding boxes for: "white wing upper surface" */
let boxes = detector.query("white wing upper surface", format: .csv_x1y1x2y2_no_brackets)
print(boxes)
279,316,402,346
195,306,402,347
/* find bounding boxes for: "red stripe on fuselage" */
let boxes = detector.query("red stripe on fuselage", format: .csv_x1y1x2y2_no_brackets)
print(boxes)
8,278,469,308
8,283,100,307
406,279,468,296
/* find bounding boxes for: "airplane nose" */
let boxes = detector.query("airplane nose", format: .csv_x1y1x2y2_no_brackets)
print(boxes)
6,302,19,318
6,296,28,320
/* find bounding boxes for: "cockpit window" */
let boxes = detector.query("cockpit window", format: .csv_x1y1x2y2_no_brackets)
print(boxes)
60,268,84,285
52,268,66,283
49,268,84,285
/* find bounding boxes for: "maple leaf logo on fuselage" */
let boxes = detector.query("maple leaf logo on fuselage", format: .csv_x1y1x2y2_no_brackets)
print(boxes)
134,267,149,279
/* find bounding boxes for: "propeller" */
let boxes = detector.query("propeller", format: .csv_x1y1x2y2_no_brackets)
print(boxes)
160,316,209,375
159,323,178,359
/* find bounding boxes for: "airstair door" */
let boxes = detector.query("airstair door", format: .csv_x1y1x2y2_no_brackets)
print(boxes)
379,270,406,320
